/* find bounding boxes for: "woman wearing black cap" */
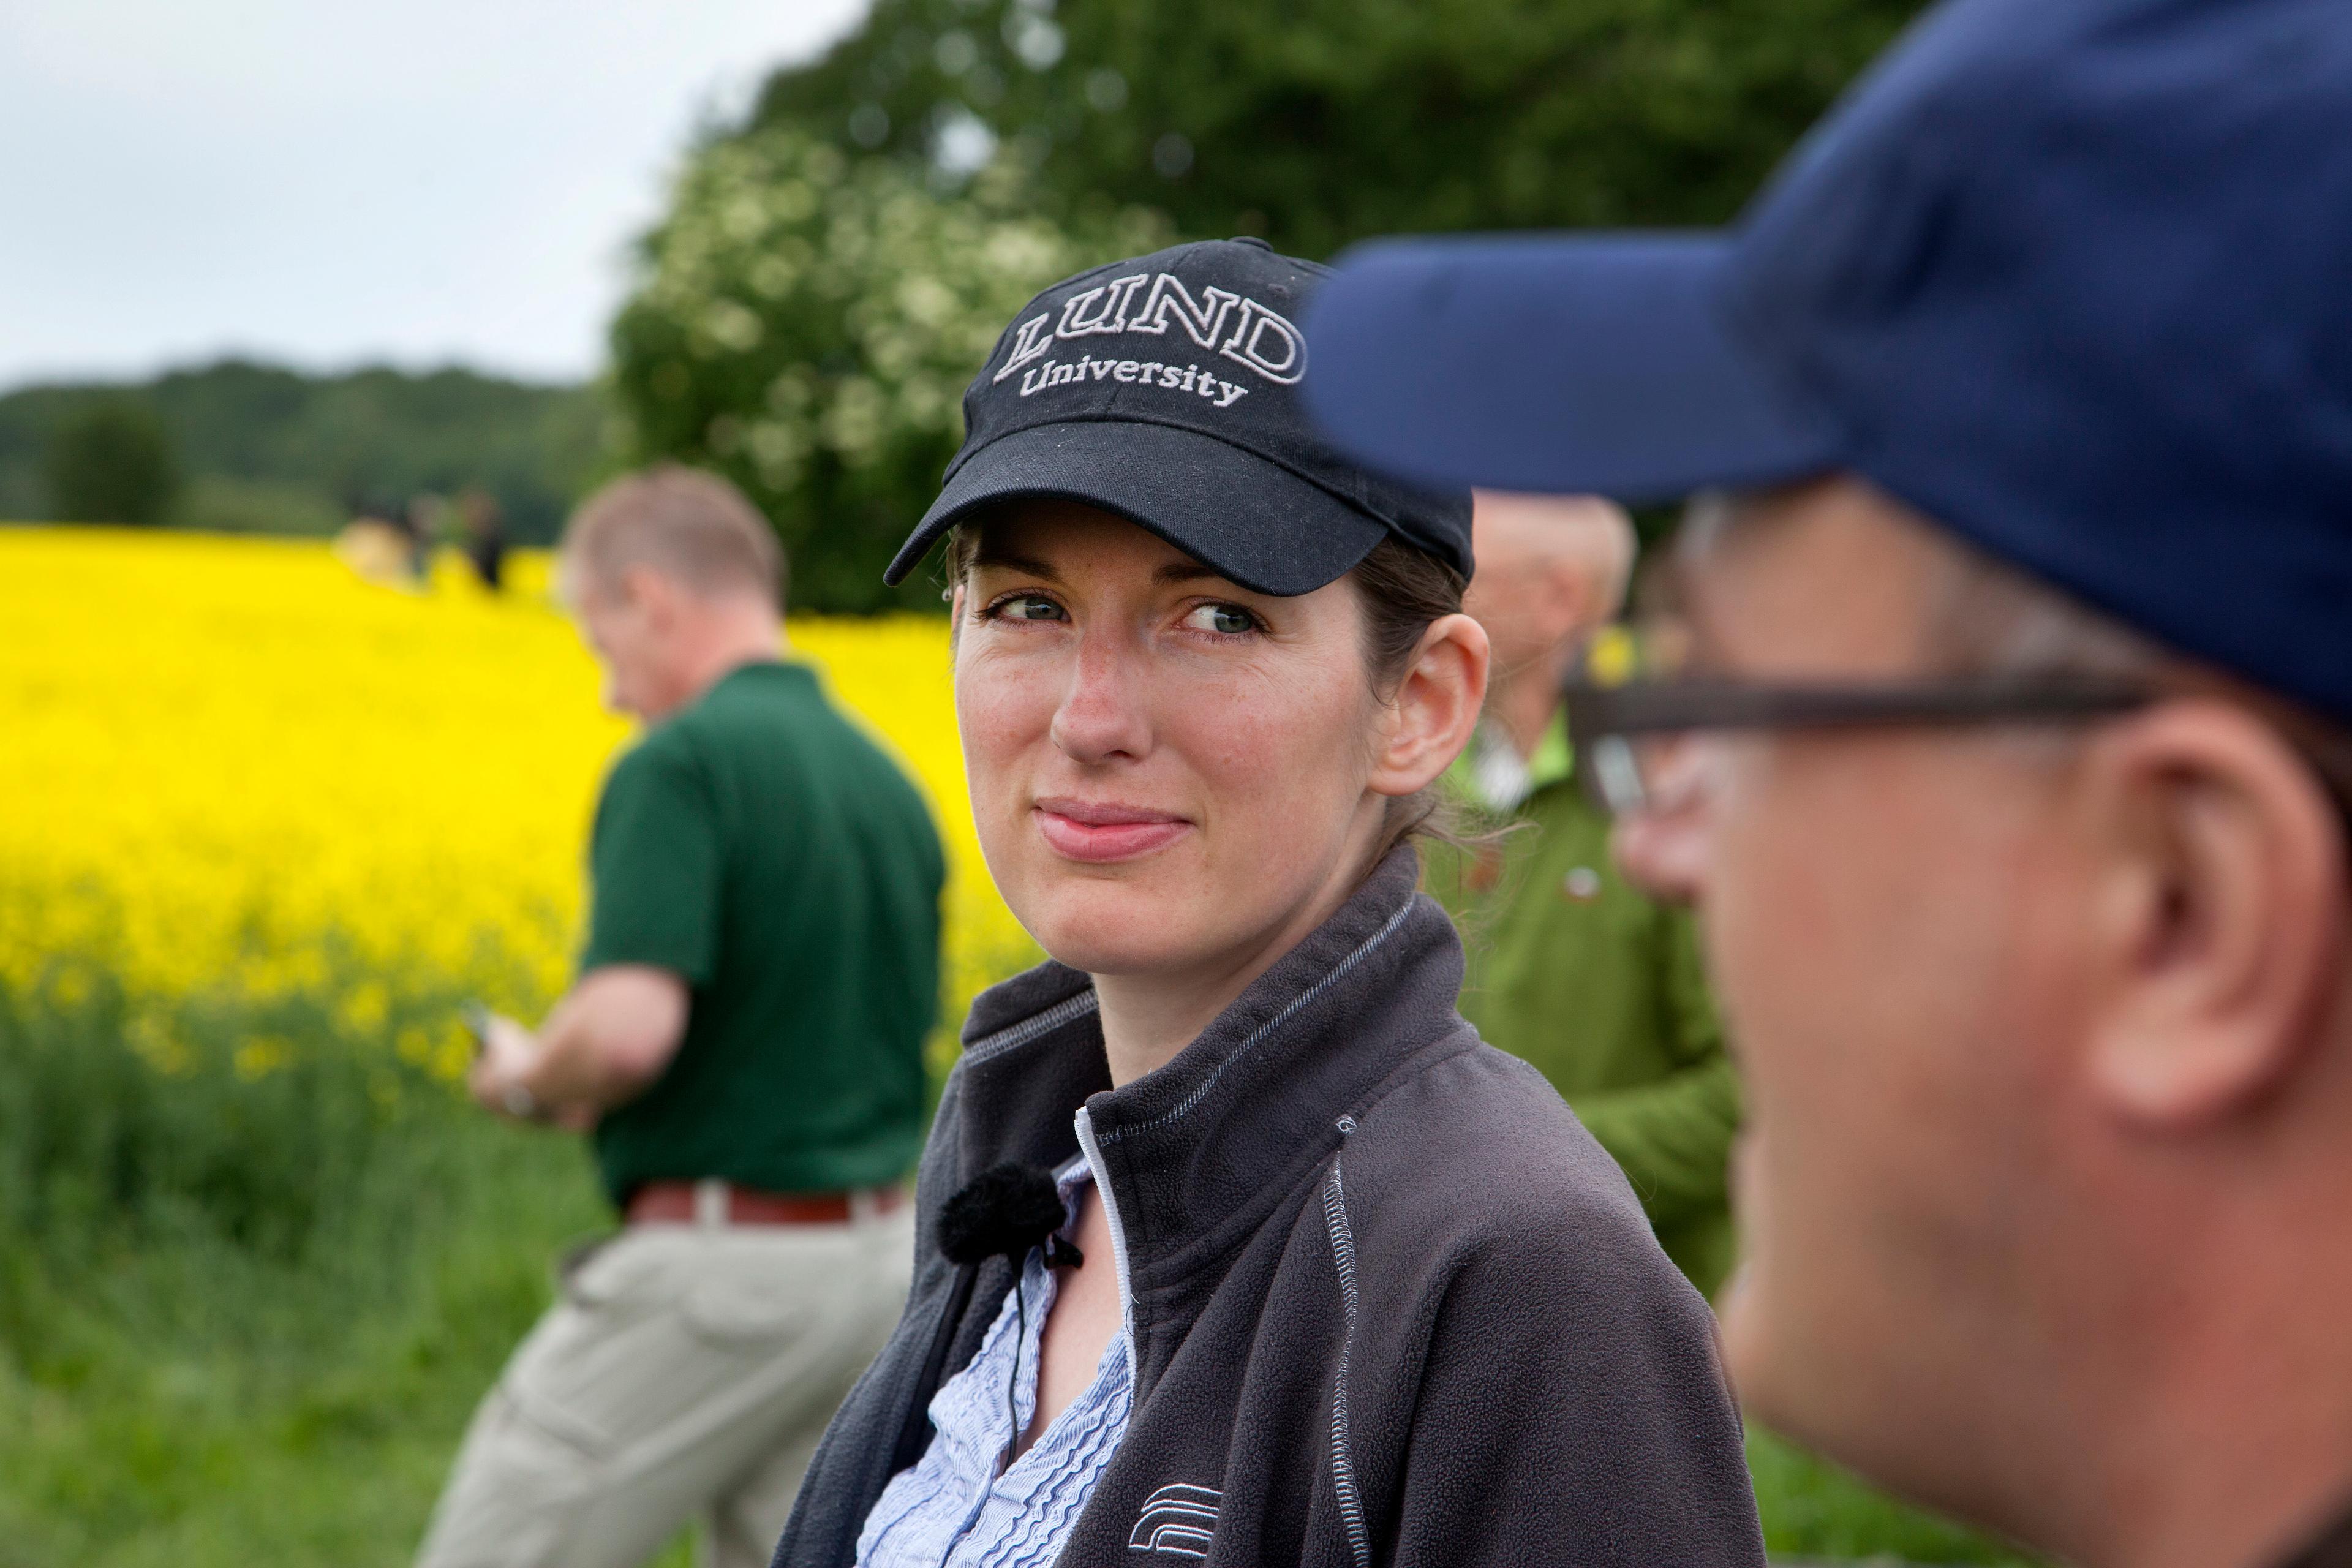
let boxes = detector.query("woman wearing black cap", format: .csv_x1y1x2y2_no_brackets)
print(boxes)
773,240,1764,1568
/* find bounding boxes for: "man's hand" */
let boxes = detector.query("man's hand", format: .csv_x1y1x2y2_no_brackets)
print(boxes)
466,968,690,1131
469,1014,551,1122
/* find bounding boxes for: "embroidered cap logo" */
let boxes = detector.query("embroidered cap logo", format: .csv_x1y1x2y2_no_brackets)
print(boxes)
993,272,1307,390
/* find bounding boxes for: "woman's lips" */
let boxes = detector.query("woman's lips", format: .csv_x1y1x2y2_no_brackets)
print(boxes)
1033,798,1193,864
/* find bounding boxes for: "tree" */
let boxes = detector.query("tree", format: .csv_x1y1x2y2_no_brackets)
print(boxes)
43,400,180,526
749,0,1932,260
608,129,1167,612
619,0,1934,609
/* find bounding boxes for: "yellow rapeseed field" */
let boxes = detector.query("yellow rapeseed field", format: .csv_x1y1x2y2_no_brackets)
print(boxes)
0,526,1033,1076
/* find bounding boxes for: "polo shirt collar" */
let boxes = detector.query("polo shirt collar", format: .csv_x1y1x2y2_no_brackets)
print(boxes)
1451,708,1574,814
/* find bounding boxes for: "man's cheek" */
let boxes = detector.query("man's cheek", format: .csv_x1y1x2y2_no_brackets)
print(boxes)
1696,828,1782,1025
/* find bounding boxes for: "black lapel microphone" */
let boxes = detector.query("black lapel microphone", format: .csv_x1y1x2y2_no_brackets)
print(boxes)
940,1162,1084,1272
888,1163,1085,1477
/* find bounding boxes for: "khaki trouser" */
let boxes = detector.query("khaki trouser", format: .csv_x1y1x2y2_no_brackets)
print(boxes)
417,1189,914,1568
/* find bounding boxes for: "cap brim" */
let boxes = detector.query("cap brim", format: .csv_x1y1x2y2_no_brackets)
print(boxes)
883,420,1386,596
1302,233,1841,503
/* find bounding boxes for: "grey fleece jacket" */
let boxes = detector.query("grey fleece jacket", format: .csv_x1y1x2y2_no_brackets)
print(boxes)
773,848,1765,1567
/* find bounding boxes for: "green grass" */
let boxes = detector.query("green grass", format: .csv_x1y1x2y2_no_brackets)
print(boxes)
1748,1429,2035,1564
0,968,698,1567
0,971,2027,1566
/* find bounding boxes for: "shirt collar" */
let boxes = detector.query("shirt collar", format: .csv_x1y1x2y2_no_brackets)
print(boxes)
1451,707,1574,813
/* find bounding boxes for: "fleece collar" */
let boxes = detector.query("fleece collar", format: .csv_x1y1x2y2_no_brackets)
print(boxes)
946,846,1468,1368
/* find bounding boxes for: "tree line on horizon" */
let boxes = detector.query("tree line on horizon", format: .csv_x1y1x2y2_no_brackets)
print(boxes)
0,362,604,546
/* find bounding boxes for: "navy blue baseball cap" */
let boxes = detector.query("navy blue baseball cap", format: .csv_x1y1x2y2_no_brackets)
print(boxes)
1305,0,2352,723
886,238,1472,596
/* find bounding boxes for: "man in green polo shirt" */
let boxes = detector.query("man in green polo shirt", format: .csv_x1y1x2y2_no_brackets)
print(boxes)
1425,490,1741,1300
417,466,944,1568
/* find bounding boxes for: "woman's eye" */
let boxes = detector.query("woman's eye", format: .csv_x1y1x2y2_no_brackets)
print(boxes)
993,594,1066,623
1183,603,1259,636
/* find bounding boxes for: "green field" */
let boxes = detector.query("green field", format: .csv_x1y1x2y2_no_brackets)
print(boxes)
0,975,2027,1567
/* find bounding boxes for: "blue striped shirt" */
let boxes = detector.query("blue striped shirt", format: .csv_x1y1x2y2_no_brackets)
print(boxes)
854,1155,1134,1568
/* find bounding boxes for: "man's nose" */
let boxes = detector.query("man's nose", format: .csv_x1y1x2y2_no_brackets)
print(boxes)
1608,741,1715,907
1610,804,1708,907
1048,630,1152,764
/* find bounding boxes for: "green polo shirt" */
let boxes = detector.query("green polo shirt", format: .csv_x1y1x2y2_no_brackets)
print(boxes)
1425,714,1741,1299
580,661,944,1208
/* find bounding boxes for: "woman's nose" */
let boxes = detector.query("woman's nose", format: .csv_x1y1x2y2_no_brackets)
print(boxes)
1048,632,1152,764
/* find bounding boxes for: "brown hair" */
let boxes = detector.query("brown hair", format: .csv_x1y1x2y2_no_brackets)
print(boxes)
1349,535,1472,861
944,519,1469,863
562,464,785,608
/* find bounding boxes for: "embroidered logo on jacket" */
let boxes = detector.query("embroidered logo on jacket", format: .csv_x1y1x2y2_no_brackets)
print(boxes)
1128,1482,1222,1558
992,272,1306,402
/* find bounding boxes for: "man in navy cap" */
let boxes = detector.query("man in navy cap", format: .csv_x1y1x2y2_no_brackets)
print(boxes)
1305,1,2352,1565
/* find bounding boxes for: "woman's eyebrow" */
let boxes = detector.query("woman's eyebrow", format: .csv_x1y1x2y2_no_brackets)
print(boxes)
971,546,1061,581
1153,561,1231,587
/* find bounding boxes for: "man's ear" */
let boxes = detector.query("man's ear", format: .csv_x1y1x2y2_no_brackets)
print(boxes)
1370,612,1490,799
2080,700,2348,1127
619,563,676,627
1536,557,1598,645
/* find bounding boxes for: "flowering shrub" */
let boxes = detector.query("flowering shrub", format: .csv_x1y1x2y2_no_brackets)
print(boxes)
609,131,1169,612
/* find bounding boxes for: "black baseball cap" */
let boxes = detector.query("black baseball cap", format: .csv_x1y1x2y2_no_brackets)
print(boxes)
1304,0,2352,725
883,238,1472,596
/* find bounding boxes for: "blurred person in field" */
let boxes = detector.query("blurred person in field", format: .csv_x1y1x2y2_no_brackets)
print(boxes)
1426,489,1740,1299
334,494,423,588
456,487,509,592
1309,0,2352,1563
416,465,945,1568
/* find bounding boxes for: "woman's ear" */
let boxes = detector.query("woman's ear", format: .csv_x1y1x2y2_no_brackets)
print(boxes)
2080,699,2348,1128
1369,612,1490,799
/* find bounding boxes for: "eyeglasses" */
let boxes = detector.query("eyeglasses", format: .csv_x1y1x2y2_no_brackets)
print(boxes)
1564,674,2157,816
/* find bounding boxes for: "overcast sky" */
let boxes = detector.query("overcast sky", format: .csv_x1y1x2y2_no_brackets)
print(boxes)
0,0,867,391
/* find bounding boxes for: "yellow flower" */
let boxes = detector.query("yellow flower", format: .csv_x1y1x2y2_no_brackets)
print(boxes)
1586,624,1641,688
235,1035,295,1080
0,527,1034,1066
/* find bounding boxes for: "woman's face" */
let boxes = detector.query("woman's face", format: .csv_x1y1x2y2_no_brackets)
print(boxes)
954,501,1454,985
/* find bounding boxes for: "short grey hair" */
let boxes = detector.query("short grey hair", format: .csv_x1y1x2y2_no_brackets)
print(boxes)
1931,536,2352,823
1685,485,2352,826
561,464,784,608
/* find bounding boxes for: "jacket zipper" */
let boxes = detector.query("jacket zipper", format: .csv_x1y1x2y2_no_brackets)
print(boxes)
1073,1106,1138,1362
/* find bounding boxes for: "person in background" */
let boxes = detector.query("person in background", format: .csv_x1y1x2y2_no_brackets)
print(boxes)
416,465,945,1568
1427,489,1740,1298
334,494,423,587
456,487,508,592
1306,0,2352,1562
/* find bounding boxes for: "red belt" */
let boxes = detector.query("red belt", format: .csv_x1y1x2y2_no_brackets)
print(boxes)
625,1180,905,1227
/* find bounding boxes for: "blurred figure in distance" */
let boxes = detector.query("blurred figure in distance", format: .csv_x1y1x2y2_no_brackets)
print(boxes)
455,487,508,592
1426,489,1740,1299
415,465,944,1568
